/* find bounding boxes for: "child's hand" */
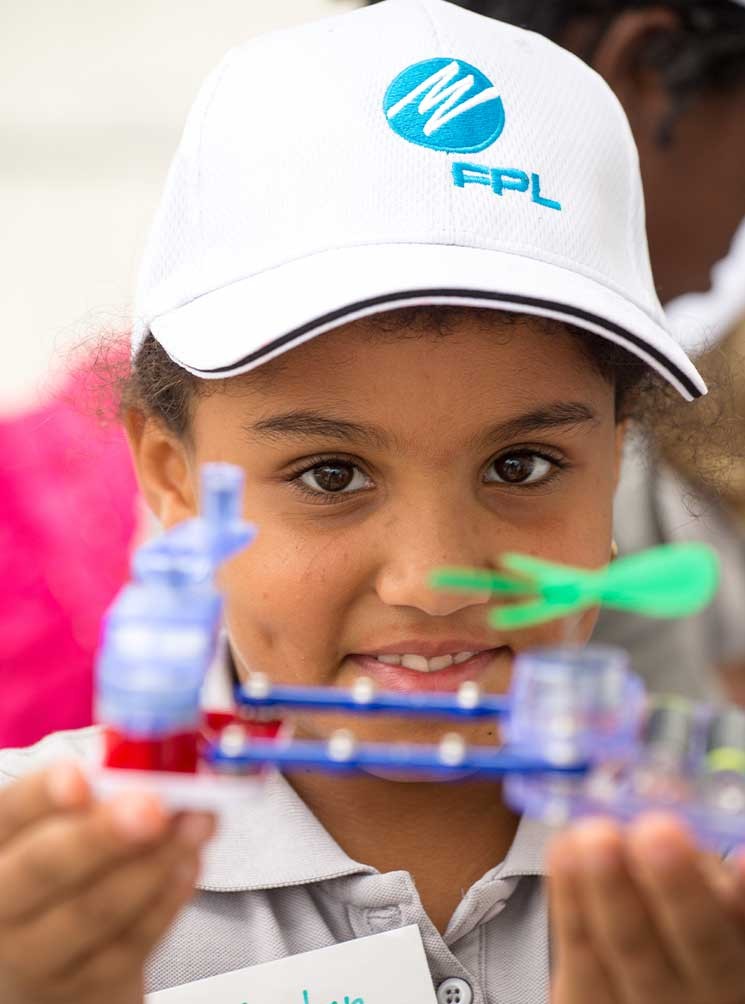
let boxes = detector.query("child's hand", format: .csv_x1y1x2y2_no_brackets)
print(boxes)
0,762,215,1004
549,813,745,1004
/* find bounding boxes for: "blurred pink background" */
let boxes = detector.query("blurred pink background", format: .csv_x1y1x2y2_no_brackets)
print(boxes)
0,357,139,747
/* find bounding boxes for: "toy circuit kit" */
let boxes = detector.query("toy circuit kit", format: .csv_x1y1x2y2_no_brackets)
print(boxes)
92,463,745,848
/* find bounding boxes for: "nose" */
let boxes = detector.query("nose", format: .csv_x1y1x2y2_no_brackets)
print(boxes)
374,502,494,616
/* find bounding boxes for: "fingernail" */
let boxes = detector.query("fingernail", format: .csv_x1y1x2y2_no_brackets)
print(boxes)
47,763,86,808
110,793,165,841
629,813,694,870
573,820,623,874
547,834,577,875
175,813,215,849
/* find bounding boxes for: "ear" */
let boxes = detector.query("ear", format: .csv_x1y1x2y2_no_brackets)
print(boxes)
587,8,680,137
613,419,628,489
123,409,199,529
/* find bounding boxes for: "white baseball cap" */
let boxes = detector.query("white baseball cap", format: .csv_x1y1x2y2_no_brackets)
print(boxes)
133,0,706,401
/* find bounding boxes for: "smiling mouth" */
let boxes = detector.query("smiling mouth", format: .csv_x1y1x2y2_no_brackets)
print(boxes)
370,651,482,672
349,648,512,693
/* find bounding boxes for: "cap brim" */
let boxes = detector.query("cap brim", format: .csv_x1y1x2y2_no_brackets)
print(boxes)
149,244,706,400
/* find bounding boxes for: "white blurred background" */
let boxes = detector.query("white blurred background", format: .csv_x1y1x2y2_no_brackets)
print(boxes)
1,0,356,412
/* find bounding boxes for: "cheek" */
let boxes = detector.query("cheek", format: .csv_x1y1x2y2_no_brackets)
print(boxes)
218,528,367,685
515,607,599,651
507,492,614,573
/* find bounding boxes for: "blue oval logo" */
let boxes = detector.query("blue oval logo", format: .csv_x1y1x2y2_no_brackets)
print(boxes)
383,57,505,154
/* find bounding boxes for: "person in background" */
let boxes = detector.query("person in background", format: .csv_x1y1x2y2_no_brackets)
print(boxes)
361,0,745,701
0,347,139,748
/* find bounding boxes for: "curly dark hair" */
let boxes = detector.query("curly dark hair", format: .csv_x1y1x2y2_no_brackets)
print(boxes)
121,308,655,437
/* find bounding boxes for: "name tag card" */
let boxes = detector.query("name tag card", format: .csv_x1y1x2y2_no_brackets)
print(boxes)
145,924,437,1004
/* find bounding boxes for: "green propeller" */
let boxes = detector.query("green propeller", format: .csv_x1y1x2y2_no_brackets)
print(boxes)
429,543,720,629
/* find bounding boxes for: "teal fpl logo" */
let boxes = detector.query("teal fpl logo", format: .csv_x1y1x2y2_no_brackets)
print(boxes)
383,58,505,154
383,58,562,212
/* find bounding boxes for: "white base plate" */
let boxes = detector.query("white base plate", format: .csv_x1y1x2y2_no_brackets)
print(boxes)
87,766,263,812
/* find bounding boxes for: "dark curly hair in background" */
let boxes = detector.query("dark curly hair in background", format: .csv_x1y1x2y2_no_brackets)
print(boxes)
361,0,745,143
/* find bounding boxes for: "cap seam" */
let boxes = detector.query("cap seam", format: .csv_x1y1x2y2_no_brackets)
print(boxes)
412,0,457,246
195,48,241,281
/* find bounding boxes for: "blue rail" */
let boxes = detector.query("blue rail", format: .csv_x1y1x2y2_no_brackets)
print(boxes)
206,736,589,778
235,683,511,719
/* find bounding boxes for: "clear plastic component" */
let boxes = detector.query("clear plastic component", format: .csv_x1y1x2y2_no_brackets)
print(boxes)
96,464,255,754
504,647,745,848
504,645,644,827
504,645,644,762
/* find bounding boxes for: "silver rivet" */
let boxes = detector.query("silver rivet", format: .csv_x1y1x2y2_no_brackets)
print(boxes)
438,732,467,767
457,680,481,710
246,672,271,699
328,729,357,762
220,724,248,756
352,676,376,704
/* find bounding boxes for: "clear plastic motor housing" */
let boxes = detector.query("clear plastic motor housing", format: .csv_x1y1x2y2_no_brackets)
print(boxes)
504,644,645,826
505,644,644,763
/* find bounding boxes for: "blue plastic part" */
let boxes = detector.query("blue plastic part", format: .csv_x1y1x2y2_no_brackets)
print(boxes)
236,683,510,719
96,464,255,737
231,645,745,849
205,737,590,779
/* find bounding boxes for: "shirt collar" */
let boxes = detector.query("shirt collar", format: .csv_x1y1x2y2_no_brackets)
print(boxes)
500,813,552,879
198,770,554,893
199,770,374,892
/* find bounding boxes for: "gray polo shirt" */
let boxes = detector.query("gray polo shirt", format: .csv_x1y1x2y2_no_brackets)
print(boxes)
0,727,553,1004
595,448,745,700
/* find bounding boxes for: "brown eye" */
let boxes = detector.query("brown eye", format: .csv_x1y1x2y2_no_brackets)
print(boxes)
299,462,371,494
485,453,553,485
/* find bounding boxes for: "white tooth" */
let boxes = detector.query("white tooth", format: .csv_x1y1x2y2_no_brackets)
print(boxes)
401,654,430,672
377,654,402,666
428,654,454,671
453,651,475,665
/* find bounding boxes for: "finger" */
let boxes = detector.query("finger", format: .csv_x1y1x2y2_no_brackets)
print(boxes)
722,848,745,927
11,813,215,977
0,790,173,922
571,818,681,1003
628,813,745,990
0,762,91,845
697,850,745,927
118,847,202,957
548,832,619,1004
61,856,202,996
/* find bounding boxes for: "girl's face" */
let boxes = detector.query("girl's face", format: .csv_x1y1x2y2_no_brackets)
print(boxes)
135,312,625,745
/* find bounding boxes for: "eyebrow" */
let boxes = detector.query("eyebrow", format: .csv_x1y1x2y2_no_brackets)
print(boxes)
471,402,599,449
245,401,598,451
246,411,391,449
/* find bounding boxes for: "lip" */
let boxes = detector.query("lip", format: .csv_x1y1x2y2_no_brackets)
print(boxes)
357,639,504,659
350,648,511,693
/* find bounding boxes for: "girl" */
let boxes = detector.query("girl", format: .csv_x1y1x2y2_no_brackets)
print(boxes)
1,2,743,1002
